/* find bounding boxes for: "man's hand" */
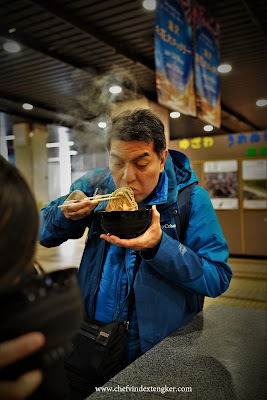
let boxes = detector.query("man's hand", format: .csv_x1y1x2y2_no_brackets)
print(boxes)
61,190,100,221
0,332,45,400
100,205,162,252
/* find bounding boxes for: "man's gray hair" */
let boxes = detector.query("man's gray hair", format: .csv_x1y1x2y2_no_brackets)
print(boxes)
105,109,166,158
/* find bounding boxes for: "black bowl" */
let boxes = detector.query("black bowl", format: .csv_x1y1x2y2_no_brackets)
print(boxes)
98,208,152,239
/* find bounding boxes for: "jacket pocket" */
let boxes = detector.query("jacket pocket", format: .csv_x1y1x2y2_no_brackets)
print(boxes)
185,291,195,314
185,291,204,314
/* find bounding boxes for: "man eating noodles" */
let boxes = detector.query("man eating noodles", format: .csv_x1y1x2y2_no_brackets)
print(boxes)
40,109,232,390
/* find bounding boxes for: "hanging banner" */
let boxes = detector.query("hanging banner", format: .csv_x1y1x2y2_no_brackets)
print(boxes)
193,1,221,128
155,0,196,116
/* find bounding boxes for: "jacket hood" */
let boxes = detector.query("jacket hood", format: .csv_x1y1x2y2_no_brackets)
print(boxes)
162,149,199,205
168,149,198,188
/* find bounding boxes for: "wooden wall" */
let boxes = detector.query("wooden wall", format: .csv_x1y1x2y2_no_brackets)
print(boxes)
170,131,267,257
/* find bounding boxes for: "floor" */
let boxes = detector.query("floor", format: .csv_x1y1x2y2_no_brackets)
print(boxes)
36,234,267,311
204,258,267,311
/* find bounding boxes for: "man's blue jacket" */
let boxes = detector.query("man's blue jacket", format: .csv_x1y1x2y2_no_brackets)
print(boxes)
40,149,232,357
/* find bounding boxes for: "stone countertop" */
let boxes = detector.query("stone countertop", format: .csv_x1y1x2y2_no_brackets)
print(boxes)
88,305,266,399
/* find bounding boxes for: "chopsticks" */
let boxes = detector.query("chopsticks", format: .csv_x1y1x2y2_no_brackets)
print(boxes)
57,194,119,208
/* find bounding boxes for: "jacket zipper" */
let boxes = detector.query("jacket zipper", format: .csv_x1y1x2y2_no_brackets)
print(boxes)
117,249,136,323
78,329,97,341
92,240,107,316
113,254,125,321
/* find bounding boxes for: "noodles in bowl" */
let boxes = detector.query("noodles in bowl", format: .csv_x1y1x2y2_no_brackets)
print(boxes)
105,187,138,211
98,187,151,239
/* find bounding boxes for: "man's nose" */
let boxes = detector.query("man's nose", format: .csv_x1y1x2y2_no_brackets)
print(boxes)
122,164,136,183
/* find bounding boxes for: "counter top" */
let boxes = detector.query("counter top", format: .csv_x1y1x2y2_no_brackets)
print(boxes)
88,305,266,399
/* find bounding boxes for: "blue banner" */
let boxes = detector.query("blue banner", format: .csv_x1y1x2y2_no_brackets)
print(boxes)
155,0,196,116
193,1,221,127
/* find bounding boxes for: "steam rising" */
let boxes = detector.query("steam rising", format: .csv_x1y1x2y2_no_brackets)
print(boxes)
59,66,142,153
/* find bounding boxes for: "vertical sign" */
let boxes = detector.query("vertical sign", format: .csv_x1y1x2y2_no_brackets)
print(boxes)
155,0,196,116
193,0,221,128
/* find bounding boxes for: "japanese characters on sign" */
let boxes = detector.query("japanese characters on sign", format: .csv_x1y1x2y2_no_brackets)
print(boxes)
179,136,214,150
177,131,267,154
155,0,196,116
228,131,267,157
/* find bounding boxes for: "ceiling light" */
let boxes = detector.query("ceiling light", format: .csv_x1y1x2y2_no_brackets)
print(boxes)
3,135,15,140
143,0,156,10
3,41,21,53
109,86,122,94
46,143,59,148
48,157,60,162
22,103,33,110
46,141,74,148
256,99,267,107
8,28,17,33
204,125,213,132
217,64,232,73
98,122,107,128
170,112,181,118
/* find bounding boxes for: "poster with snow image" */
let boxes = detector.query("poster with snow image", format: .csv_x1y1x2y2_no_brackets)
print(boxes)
242,160,267,209
204,160,239,210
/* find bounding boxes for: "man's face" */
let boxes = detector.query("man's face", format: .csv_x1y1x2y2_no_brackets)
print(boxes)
109,139,168,202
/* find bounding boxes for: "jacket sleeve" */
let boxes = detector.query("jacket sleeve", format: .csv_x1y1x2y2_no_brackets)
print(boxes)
143,185,232,298
39,178,93,248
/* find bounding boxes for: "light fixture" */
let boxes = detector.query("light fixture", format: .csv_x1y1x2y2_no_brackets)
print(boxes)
256,99,267,107
8,28,17,33
143,0,156,11
22,103,33,110
3,41,21,53
217,64,232,73
98,122,107,128
3,135,15,140
170,111,181,118
46,141,74,148
109,86,122,94
48,157,60,162
204,125,213,132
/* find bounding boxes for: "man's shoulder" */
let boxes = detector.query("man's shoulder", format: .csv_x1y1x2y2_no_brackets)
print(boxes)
177,183,211,209
189,184,216,216
190,184,209,199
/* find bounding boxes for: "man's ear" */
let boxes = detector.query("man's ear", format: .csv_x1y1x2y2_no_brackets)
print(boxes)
159,149,168,173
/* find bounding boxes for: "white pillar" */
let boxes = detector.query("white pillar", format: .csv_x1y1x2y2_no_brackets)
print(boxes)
58,127,71,196
0,113,11,160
